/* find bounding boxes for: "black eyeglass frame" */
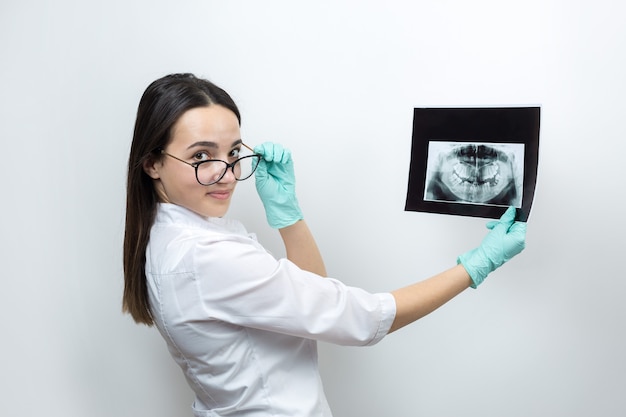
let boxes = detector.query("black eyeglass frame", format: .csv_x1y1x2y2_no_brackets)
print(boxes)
159,148,261,186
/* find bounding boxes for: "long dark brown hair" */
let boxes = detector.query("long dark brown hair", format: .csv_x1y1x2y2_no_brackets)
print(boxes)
123,73,241,325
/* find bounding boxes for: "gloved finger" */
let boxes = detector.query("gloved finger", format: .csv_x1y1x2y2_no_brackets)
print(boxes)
485,206,515,230
508,221,527,241
254,142,291,164
254,157,268,180
486,220,499,230
254,142,274,161
270,144,289,164
499,206,517,225
271,144,291,164
489,206,517,233
279,147,292,164
504,222,527,256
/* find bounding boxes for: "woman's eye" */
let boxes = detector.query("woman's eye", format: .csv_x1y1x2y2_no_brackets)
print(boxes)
229,148,241,159
193,151,211,161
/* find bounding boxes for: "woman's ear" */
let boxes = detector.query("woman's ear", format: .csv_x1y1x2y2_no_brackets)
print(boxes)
143,155,170,203
143,156,161,180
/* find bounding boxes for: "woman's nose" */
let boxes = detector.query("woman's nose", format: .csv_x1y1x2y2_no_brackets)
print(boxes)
218,166,237,183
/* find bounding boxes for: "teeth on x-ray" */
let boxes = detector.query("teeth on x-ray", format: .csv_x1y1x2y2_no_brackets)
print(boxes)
450,160,500,186
427,143,519,205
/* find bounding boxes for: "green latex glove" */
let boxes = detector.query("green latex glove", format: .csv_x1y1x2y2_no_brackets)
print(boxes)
254,142,304,229
457,206,527,288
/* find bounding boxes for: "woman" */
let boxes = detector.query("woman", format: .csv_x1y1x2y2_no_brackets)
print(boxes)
123,73,526,417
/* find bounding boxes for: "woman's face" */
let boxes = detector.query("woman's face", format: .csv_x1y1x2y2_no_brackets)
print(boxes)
144,105,242,218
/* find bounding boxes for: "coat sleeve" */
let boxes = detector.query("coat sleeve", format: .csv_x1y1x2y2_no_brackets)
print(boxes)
190,234,396,346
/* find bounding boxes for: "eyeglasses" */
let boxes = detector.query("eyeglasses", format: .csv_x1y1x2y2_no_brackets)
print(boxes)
160,144,261,186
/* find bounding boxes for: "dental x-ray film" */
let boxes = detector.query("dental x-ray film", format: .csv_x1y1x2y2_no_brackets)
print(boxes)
405,107,540,221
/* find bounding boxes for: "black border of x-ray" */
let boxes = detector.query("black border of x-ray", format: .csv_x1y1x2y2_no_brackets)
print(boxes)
404,107,540,222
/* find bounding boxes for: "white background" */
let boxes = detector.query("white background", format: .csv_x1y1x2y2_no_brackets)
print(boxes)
1,1,624,416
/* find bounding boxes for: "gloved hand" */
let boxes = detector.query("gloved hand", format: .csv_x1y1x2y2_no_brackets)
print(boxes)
253,142,304,229
457,206,527,288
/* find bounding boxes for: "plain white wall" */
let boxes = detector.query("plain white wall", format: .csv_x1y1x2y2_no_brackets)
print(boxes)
1,1,624,416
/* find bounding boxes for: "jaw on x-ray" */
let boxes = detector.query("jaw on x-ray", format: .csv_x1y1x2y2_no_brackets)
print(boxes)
424,142,524,207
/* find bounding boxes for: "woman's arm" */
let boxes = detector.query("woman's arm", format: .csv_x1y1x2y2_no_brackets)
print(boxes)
389,264,470,333
253,142,526,334
279,220,327,277
390,206,526,333
253,142,327,276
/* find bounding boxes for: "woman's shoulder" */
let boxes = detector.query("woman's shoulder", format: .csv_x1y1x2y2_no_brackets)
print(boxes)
147,204,263,274
154,203,250,236
150,203,262,255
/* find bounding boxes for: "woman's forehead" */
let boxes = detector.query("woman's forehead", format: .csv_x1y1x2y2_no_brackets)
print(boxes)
169,106,241,149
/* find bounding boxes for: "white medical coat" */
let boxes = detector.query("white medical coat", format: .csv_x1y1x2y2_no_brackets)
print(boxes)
146,203,396,416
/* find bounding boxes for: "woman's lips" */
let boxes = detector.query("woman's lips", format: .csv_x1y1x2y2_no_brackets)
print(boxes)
207,190,232,200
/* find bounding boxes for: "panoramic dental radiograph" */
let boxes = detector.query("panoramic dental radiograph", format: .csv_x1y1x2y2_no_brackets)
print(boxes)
424,142,523,207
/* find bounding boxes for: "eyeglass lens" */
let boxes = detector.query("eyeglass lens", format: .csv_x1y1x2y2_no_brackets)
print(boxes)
196,155,260,185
